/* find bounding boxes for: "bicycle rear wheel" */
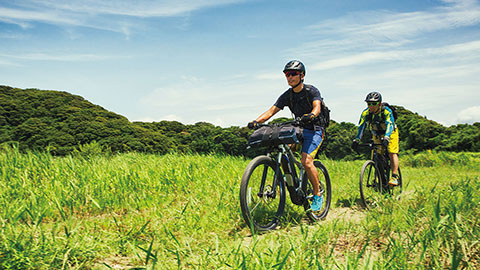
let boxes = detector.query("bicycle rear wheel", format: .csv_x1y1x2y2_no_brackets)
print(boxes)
239,155,286,232
359,160,383,208
303,161,331,221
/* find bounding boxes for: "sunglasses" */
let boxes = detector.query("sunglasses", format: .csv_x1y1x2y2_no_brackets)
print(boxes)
284,70,301,77
367,101,380,106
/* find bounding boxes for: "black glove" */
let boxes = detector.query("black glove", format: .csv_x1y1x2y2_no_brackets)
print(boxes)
247,120,258,129
300,113,315,124
351,139,359,152
382,137,390,149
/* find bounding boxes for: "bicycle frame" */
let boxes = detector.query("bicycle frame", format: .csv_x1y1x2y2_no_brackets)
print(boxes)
372,145,385,179
261,144,307,201
362,142,391,191
240,122,332,231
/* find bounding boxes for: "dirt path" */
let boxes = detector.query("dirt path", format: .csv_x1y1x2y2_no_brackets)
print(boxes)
241,205,367,243
325,206,366,224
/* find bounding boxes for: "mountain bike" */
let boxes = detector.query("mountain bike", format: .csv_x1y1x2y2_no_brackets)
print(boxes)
239,120,331,232
358,141,402,208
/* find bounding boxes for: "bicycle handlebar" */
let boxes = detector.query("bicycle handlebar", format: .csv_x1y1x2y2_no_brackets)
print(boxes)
253,118,303,129
355,141,384,155
358,142,383,147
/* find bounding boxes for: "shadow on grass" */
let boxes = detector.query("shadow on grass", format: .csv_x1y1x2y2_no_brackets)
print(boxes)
237,196,368,236
336,197,363,208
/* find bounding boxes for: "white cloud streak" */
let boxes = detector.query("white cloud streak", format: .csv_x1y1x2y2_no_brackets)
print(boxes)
311,40,480,71
300,0,480,57
295,0,480,126
0,0,248,30
31,0,246,17
0,53,125,62
0,7,79,28
457,106,480,124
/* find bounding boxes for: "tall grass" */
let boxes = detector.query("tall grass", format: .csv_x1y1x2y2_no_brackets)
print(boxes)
401,150,480,168
0,145,479,269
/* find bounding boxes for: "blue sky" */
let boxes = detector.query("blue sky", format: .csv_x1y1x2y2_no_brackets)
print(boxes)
1,0,479,127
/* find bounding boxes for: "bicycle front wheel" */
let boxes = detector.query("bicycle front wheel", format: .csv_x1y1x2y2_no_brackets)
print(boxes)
303,161,331,221
359,160,383,208
239,155,286,232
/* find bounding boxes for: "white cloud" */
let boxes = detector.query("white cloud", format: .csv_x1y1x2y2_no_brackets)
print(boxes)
136,73,288,127
133,114,183,123
309,40,480,72
255,72,282,80
457,106,480,124
0,59,19,67
300,0,480,127
0,7,79,27
0,0,249,34
162,114,184,122
300,0,480,57
33,0,247,17
0,0,248,23
311,51,403,70
0,53,123,62
381,64,480,80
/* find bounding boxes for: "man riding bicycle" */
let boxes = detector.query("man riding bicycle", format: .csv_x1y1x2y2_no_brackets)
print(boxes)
352,91,400,186
247,60,326,211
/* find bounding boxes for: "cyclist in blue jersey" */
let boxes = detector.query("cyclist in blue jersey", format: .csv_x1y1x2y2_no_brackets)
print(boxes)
352,92,400,186
247,60,326,211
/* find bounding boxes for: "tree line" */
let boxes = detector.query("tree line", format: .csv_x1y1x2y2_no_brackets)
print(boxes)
1,85,479,159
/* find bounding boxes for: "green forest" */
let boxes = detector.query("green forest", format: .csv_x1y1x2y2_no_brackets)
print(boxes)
1,85,479,158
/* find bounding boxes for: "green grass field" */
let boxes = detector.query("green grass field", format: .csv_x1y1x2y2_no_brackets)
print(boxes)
1,146,479,269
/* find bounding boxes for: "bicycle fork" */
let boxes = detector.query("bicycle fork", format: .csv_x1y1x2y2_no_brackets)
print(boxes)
257,151,284,200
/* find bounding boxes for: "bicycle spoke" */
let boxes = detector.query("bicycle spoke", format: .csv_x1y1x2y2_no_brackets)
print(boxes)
304,161,331,221
360,160,384,208
247,187,251,205
239,156,285,232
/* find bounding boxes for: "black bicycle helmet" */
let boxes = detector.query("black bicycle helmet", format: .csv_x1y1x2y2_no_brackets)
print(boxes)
365,91,382,103
283,60,306,75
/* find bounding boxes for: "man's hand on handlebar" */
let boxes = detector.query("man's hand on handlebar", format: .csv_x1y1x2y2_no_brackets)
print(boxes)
382,136,390,149
300,113,315,124
247,120,259,129
351,139,359,152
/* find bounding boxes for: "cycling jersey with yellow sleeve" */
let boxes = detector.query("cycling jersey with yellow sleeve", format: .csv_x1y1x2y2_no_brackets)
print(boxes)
355,106,396,140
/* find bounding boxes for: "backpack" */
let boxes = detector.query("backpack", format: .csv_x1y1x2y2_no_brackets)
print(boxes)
289,85,330,128
382,102,398,121
319,100,330,127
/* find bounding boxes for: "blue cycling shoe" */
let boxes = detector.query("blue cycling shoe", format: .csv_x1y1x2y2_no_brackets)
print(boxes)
310,194,324,212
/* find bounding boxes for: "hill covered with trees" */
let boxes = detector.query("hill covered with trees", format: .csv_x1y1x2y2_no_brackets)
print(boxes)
1,85,479,158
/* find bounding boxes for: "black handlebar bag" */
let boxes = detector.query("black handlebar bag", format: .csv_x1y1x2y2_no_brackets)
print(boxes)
248,124,301,147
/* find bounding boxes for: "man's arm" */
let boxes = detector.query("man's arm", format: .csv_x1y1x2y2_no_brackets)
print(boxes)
355,110,369,140
311,100,321,117
384,108,395,138
255,105,281,123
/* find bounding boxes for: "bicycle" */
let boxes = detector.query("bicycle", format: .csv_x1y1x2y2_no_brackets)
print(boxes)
239,120,331,232
357,140,403,208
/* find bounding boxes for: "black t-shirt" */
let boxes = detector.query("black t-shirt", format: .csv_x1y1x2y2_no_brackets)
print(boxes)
274,84,323,130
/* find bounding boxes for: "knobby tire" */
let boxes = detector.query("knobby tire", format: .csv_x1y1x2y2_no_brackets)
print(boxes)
359,160,383,208
303,161,331,221
239,155,286,232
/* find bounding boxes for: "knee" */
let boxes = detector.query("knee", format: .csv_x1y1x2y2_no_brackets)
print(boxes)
301,156,314,168
301,157,308,167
